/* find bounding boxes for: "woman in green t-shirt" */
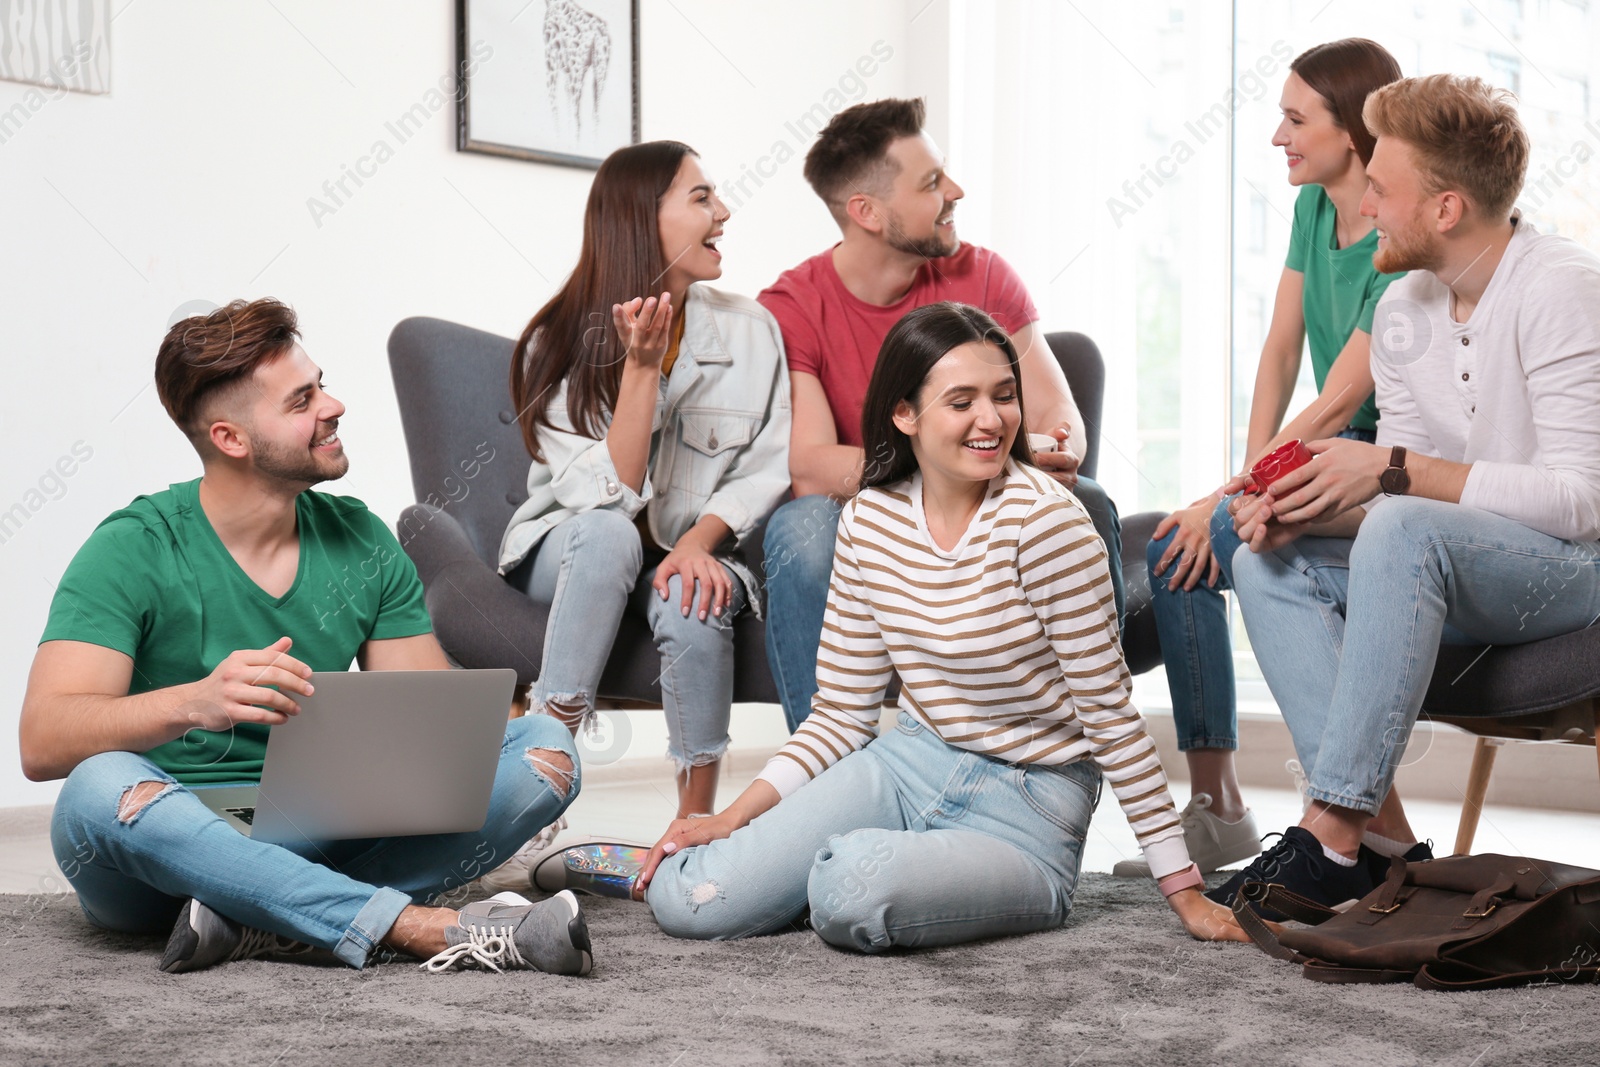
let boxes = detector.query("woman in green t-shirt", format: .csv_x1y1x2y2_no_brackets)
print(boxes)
1119,40,1405,881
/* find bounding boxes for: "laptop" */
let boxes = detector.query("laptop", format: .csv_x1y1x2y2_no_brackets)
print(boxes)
193,668,516,845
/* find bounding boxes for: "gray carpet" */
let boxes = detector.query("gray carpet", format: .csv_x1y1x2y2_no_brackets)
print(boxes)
3,875,1597,1066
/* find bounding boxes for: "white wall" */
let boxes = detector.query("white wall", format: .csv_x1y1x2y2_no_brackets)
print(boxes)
0,0,929,809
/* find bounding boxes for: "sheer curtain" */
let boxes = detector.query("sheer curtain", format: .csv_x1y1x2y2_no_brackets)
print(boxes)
937,0,1236,515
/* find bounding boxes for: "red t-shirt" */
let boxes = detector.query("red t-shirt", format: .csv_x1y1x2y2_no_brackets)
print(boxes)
756,243,1040,447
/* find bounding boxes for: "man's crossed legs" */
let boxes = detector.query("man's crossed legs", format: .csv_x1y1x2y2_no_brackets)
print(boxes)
51,713,593,974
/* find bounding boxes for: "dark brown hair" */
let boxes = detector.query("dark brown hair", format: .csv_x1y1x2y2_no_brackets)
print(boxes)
512,141,694,462
802,97,926,220
154,298,300,439
1291,39,1403,167
859,302,1032,491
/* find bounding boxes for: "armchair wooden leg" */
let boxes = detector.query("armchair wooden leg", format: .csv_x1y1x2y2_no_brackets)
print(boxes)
1454,737,1503,856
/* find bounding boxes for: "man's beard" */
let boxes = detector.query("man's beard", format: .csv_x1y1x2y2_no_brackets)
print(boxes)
1373,211,1439,274
884,209,959,259
253,429,349,486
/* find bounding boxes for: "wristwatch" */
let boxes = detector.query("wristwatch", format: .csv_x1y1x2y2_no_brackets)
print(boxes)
1379,445,1410,496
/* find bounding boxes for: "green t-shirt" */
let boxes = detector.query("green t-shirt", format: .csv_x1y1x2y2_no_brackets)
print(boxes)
39,479,433,785
1284,185,1405,432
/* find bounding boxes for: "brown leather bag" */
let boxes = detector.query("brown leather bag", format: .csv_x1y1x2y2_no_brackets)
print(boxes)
1232,853,1600,990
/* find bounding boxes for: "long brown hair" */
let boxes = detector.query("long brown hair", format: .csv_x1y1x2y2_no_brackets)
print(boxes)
859,302,1032,492
511,140,695,462
1291,39,1402,167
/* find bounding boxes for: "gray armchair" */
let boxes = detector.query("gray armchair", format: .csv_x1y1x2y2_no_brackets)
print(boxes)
1421,630,1600,854
1045,331,1167,676
386,316,778,704
386,319,1167,709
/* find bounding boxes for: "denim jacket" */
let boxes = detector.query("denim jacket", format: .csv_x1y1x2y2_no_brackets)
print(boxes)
498,284,791,610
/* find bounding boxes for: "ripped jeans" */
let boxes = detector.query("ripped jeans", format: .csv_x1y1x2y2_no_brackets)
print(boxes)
647,711,1101,952
508,508,746,771
49,714,579,968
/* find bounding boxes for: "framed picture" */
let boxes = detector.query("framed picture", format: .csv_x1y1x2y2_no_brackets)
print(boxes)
0,0,111,94
456,0,640,169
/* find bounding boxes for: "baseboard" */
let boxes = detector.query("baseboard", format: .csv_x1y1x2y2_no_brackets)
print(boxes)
585,704,1600,818
1140,710,1600,815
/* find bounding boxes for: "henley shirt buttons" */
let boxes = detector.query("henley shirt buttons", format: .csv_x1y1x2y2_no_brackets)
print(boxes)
1462,373,1470,381
1461,337,1470,345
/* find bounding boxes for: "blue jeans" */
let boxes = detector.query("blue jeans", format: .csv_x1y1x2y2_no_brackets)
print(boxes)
1147,426,1377,751
764,477,1125,732
510,509,746,769
1231,497,1600,815
49,714,579,968
647,711,1101,951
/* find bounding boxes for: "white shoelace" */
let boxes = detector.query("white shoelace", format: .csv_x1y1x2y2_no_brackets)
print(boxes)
526,816,568,853
1176,793,1215,830
421,923,528,973
1286,759,1312,812
229,926,307,962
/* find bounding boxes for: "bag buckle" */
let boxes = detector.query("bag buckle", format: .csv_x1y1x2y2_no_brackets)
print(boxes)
1367,901,1403,915
1462,902,1498,919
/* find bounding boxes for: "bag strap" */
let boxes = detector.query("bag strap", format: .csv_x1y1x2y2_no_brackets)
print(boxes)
1301,960,1416,985
1358,861,1410,925
1415,963,1600,992
1231,893,1302,962
1239,880,1340,926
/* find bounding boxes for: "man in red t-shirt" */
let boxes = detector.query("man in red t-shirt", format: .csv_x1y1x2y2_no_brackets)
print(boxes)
757,97,1125,731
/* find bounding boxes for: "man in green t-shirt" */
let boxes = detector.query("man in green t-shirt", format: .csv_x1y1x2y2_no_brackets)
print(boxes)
21,298,591,975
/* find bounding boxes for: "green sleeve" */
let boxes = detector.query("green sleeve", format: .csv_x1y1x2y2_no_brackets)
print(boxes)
1284,186,1315,273
1357,268,1406,335
39,517,155,657
366,513,433,640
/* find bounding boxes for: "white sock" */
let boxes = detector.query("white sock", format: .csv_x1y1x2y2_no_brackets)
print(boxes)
1320,843,1358,867
1362,830,1418,857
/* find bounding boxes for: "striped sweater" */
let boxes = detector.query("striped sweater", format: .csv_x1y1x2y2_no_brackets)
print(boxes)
757,461,1192,879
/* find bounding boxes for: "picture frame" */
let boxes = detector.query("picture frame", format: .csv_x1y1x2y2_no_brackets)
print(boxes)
456,0,641,170
0,0,111,95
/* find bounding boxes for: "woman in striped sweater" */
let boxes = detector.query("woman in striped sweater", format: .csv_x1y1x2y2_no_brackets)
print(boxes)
634,302,1246,949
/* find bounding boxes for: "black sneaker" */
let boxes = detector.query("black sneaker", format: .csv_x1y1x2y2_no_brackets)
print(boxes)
160,899,313,973
1362,839,1434,885
1205,827,1376,921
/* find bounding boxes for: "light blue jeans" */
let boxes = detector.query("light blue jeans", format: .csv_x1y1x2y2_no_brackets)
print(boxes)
1232,497,1600,815
510,508,746,769
764,479,1124,732
1147,426,1378,751
647,711,1102,952
49,714,579,968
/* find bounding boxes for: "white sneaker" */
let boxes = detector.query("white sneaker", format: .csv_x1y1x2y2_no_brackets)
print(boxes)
479,817,569,893
1111,793,1262,877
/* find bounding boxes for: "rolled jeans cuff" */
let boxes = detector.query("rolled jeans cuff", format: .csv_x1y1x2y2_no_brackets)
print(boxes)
334,886,413,968
1176,734,1238,753
1303,785,1381,819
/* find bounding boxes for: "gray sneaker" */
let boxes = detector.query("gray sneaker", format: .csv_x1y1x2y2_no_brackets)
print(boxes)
421,890,593,975
1111,793,1262,877
159,899,313,973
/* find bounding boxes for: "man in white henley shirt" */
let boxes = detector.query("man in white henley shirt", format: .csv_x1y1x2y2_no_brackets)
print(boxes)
1208,74,1600,915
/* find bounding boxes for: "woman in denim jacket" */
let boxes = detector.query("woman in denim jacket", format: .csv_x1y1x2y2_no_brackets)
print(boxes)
498,140,790,820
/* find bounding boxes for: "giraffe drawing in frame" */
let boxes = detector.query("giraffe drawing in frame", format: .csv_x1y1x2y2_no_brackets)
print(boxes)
542,0,612,137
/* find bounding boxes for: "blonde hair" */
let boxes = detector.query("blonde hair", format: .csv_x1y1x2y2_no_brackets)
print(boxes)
1363,74,1529,220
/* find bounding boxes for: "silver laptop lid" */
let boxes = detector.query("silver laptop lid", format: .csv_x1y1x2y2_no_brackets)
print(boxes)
249,668,515,845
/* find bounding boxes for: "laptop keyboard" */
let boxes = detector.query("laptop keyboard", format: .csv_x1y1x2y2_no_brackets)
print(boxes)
224,806,256,825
